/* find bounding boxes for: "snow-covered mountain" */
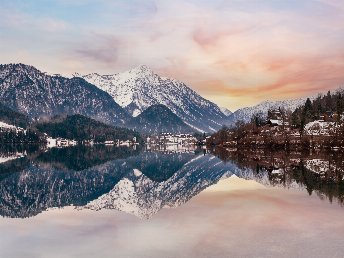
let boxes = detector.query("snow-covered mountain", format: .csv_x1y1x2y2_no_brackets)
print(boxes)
227,98,308,125
0,64,130,126
82,65,227,132
220,107,232,116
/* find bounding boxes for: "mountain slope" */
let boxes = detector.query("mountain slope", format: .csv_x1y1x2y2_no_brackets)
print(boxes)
128,104,193,134
220,107,232,116
82,65,227,132
0,63,129,125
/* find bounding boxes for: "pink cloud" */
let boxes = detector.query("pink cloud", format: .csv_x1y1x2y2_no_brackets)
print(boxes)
2,0,344,110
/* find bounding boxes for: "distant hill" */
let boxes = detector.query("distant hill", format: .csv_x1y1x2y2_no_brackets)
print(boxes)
0,102,29,128
34,114,141,142
227,98,309,125
128,104,194,134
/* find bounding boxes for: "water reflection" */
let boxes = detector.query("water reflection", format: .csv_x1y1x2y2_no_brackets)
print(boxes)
0,145,343,219
212,147,344,205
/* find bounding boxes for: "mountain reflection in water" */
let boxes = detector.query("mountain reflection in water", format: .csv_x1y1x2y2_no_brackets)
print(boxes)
0,145,343,219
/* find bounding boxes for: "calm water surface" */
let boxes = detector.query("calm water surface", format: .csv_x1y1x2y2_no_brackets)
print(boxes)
0,145,343,258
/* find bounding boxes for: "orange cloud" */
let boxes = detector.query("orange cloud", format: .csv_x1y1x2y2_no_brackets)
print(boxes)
2,0,344,111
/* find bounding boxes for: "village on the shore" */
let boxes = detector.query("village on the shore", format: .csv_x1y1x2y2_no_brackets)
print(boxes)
208,105,344,151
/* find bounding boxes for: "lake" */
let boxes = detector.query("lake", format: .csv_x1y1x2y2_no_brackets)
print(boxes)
0,145,343,258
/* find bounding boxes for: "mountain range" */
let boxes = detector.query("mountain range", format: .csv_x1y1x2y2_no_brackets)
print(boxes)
0,63,312,134
0,63,230,133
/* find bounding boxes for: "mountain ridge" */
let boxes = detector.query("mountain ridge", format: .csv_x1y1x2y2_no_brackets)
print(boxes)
0,63,130,126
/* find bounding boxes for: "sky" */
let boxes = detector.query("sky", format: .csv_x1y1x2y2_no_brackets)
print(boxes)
1,0,344,110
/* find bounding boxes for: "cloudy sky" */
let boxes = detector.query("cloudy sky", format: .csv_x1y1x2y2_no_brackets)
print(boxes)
1,0,344,110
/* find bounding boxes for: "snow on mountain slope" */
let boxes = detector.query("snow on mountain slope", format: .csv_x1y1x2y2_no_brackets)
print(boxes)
82,65,227,132
0,121,17,130
220,107,232,116
0,120,25,133
0,152,25,164
227,98,309,125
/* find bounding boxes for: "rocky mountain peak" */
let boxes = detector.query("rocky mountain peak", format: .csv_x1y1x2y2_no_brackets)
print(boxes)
82,66,227,132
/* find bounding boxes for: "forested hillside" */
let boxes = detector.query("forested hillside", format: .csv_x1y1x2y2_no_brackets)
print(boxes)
0,102,30,128
292,90,344,129
34,114,142,143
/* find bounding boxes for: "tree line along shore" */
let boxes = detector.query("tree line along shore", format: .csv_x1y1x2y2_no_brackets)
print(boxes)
208,90,344,151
